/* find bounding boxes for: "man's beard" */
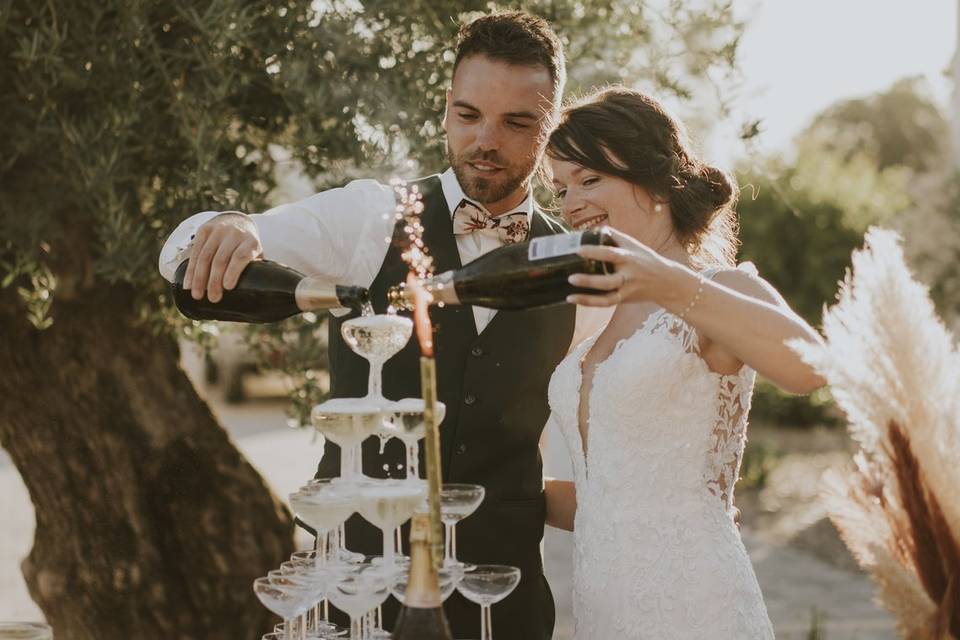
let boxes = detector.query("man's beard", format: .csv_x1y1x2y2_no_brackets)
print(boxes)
447,143,536,207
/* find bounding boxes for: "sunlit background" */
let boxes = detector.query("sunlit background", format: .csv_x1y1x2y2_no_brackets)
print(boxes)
714,0,957,165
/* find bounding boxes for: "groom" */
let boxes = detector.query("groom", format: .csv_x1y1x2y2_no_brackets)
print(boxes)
160,11,573,640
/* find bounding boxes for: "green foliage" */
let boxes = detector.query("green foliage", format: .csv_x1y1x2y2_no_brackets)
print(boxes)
737,437,783,491
0,243,56,329
806,607,826,640
736,161,869,326
749,379,840,429
900,169,960,323
924,176,960,320
736,77,950,427
802,76,950,174
1,0,743,323
246,313,332,427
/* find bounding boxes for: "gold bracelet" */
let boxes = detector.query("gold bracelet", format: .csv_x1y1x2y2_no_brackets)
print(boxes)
677,273,705,320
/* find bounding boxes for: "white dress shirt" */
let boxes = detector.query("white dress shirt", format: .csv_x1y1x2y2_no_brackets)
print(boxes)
159,168,533,333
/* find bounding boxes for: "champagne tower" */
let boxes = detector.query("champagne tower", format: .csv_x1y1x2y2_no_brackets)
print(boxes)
172,189,605,637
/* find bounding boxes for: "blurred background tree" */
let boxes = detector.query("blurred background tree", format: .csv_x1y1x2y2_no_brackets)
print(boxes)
737,75,954,429
0,1,744,637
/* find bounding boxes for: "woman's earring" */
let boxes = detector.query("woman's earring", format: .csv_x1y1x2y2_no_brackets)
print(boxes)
653,203,664,213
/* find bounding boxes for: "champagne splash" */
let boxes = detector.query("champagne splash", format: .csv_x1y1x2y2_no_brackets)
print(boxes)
387,179,435,316
389,179,434,281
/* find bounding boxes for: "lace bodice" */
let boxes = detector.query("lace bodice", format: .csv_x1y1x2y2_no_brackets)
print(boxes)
547,265,774,639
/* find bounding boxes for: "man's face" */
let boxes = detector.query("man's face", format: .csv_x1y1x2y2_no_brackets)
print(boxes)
443,55,557,215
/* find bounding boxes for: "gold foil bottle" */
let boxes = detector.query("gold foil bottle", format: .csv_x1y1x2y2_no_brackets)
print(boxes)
392,513,453,640
172,259,370,323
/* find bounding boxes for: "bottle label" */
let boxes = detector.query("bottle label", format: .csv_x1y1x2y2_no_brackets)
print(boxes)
528,232,585,261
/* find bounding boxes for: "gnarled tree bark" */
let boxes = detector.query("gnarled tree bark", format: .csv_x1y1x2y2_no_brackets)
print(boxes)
0,285,293,639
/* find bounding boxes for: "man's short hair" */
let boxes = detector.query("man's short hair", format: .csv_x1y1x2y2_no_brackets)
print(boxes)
454,10,566,103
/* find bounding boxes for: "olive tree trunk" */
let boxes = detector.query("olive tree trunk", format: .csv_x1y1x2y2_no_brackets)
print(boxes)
0,286,293,639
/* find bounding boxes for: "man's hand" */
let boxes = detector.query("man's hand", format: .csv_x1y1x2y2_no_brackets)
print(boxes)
183,212,263,302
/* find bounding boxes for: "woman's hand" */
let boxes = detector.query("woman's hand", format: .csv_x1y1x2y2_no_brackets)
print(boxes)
566,227,679,307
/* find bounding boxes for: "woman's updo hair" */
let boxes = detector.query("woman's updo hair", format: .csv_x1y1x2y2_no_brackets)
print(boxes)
546,86,739,267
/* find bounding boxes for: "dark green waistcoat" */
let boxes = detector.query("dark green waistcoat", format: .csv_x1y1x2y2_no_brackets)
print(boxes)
316,175,575,640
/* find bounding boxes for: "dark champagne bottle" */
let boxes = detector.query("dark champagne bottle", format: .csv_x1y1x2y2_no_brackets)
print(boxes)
172,259,370,323
388,227,617,311
392,513,453,640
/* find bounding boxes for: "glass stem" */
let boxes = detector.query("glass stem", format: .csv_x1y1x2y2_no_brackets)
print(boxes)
299,613,308,640
484,604,493,640
342,443,354,482
444,522,454,564
382,527,394,565
353,443,364,477
313,530,326,572
284,617,294,640
411,440,421,479
451,523,458,563
395,526,403,558
320,529,329,565
480,604,489,640
368,360,384,400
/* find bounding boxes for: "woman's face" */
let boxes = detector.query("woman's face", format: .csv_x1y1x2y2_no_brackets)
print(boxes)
548,156,674,251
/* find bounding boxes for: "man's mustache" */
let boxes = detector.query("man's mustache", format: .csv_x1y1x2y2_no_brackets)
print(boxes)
461,150,509,168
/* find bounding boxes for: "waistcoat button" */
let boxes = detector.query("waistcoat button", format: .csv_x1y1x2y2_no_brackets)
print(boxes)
464,394,477,406
456,443,468,455
470,345,484,357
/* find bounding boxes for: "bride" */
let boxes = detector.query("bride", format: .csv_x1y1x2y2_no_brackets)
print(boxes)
542,87,825,639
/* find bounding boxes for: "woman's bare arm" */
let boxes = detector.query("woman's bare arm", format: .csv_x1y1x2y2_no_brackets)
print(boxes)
545,478,577,531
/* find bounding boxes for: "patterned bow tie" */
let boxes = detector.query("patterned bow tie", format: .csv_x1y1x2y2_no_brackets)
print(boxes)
452,199,530,245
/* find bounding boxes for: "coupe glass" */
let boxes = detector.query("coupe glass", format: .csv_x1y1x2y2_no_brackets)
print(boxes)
291,479,356,566
311,400,385,480
326,562,396,640
274,620,348,639
341,315,412,401
391,563,466,603
440,484,485,566
0,623,52,640
456,565,521,640
276,561,346,639
387,398,446,479
356,479,427,567
254,576,314,640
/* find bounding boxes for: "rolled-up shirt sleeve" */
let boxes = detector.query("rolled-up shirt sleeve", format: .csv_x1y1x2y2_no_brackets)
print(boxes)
158,210,222,281
158,179,397,287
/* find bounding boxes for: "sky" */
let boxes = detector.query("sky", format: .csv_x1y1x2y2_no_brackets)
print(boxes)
707,0,958,167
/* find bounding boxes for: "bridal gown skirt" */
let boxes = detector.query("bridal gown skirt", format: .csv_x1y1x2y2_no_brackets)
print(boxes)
571,499,775,640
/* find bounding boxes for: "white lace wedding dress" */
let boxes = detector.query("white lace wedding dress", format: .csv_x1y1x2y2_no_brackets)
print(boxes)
548,266,775,639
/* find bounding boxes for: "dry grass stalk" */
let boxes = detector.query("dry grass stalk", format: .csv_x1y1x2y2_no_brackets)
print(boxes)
789,228,960,638
887,422,960,637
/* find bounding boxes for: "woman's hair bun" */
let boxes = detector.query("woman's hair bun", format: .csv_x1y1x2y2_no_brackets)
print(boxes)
699,165,736,210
